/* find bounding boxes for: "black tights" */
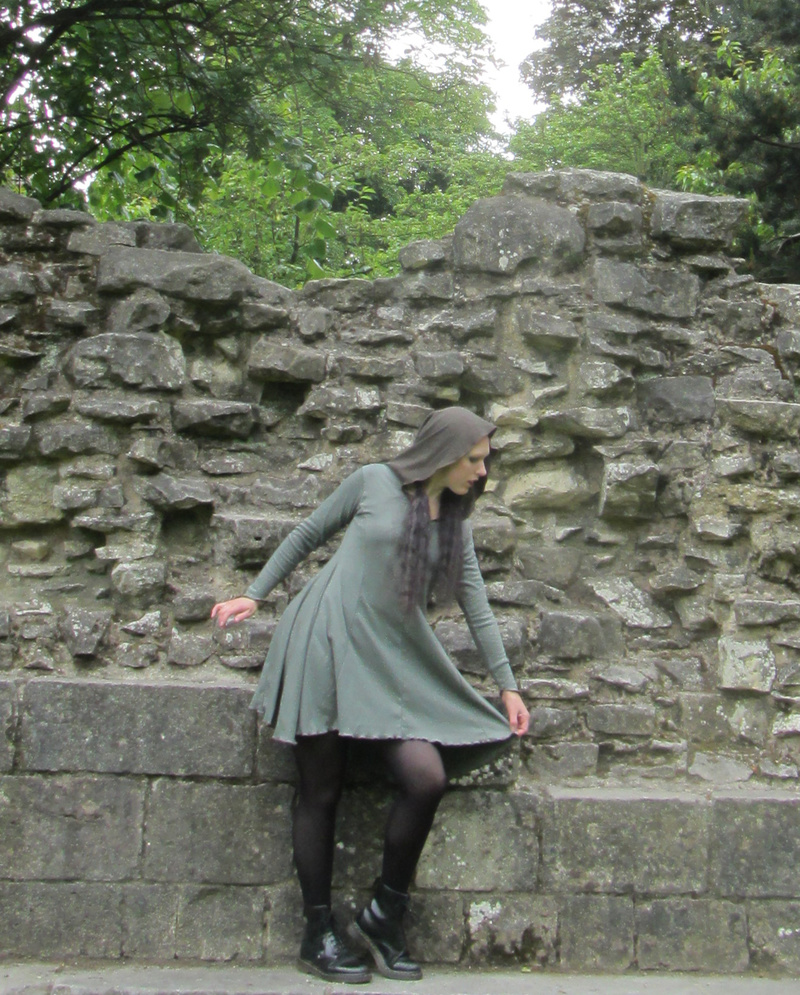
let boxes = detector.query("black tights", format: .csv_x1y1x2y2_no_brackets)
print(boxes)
292,732,448,907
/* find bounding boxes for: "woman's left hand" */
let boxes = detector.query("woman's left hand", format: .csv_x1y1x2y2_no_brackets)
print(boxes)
501,690,529,737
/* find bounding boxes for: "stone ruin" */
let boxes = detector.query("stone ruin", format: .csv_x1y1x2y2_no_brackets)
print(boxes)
1,169,800,973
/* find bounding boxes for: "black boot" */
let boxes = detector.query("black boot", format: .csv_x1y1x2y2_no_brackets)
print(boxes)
353,879,422,980
298,905,372,984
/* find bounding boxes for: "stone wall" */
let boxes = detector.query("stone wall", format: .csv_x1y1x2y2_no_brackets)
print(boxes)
2,170,800,973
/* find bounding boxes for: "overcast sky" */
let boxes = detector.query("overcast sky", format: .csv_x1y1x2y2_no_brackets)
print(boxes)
480,0,552,130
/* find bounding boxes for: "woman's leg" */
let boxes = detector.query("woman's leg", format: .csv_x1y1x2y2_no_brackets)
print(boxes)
353,739,446,980
380,738,448,892
293,731,348,907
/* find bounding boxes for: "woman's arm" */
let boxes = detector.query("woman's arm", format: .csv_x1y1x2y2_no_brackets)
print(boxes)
211,467,365,626
457,522,529,735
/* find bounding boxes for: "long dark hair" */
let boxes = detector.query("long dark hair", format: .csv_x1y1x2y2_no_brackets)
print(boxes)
397,458,490,614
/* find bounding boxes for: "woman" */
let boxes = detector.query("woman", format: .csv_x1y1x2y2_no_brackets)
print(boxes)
211,406,529,984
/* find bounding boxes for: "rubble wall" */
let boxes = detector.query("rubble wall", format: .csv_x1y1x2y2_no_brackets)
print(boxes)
2,170,800,972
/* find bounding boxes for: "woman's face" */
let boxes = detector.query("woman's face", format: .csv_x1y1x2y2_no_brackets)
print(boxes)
441,436,491,495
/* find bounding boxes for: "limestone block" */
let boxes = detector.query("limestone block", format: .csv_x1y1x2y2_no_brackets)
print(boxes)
0,265,36,301
589,577,672,628
298,385,381,419
528,742,600,778
678,693,730,743
465,894,557,966
711,793,800,897
587,200,643,234
172,399,254,437
386,400,431,427
453,195,585,275
585,704,656,737
414,350,465,381
248,340,326,382
538,406,634,439
34,418,120,458
67,331,186,390
594,259,700,318
519,678,590,700
516,305,580,348
688,752,753,783
19,679,256,776
639,375,715,424
717,634,776,692
212,511,298,568
398,239,448,271
59,608,112,657
636,898,748,970
527,706,579,739
718,399,800,439
559,894,634,971
578,359,634,397
111,558,167,601
403,270,455,301
138,472,213,510
773,713,800,737
334,354,406,380
504,463,594,512
0,465,63,526
599,457,659,518
47,299,98,327
424,307,497,341
71,392,161,423
98,246,251,301
538,610,609,660
408,892,465,964
0,188,40,220
67,222,136,255
0,680,16,771
735,599,800,626
651,190,749,249
542,787,708,894
0,774,144,880
416,790,538,891
167,629,215,667
433,617,526,671
748,900,800,974
109,288,171,333
0,882,122,958
255,727,298,783
0,423,31,460
593,663,652,693
143,780,293,884
121,219,203,252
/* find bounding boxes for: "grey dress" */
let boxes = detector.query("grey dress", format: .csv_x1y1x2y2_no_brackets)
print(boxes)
247,463,517,769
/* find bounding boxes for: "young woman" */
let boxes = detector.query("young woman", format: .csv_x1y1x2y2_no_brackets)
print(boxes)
211,406,529,984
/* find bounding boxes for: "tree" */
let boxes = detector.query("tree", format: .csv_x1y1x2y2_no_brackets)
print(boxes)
510,51,701,187
1,0,492,207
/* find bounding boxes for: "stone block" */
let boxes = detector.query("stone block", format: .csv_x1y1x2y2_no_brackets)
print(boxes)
248,340,326,382
635,898,748,971
538,610,608,660
718,398,800,440
0,679,16,771
0,774,143,880
255,727,298,783
748,900,800,974
0,188,40,221
528,742,599,779
416,790,538,891
19,679,256,777
453,195,585,275
0,882,121,958
175,885,265,960
122,883,181,958
651,190,749,249
678,693,730,743
504,463,594,512
67,331,186,390
559,894,634,971
465,894,557,967
594,259,700,318
332,786,391,887
711,793,800,897
410,891,465,964
717,635,776,692
172,399,255,437
538,405,634,439
98,246,251,302
543,788,708,894
599,457,659,518
585,703,656,737
143,780,293,884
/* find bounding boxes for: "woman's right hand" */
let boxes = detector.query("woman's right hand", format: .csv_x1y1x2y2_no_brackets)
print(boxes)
211,597,258,628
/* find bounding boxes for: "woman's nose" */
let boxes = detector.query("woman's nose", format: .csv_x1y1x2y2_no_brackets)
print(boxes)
477,461,487,476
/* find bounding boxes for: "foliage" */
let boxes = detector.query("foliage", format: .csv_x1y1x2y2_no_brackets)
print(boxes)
510,51,701,187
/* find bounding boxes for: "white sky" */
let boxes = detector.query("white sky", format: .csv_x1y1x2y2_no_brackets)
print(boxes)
480,0,552,130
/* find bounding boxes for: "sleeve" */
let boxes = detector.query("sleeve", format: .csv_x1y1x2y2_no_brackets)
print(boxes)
456,521,519,692
245,467,366,602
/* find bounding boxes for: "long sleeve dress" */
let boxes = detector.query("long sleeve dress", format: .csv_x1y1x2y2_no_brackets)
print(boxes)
247,463,517,774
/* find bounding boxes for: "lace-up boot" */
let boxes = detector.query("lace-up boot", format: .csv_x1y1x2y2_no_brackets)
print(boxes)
353,879,422,980
298,905,371,983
